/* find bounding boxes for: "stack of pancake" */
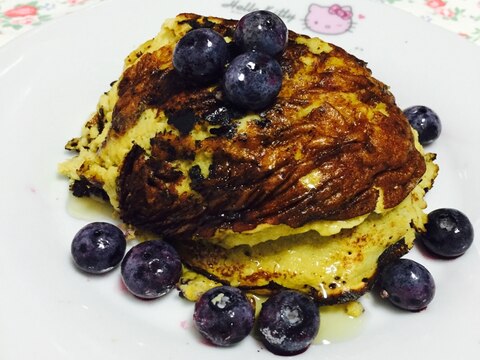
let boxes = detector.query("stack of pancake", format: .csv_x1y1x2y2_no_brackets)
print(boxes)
59,13,438,304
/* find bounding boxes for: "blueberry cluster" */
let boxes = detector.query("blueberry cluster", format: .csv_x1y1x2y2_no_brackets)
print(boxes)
173,10,287,111
70,222,320,354
71,222,182,299
376,206,474,311
193,287,319,354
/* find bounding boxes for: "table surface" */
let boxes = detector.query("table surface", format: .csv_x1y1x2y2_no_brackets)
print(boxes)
1,0,480,48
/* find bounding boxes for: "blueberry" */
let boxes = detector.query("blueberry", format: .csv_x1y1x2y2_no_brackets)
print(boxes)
173,28,229,82
403,105,441,145
223,51,282,110
420,208,474,258
71,222,126,274
377,259,435,311
257,291,319,356
234,10,288,57
121,240,182,299
193,286,254,346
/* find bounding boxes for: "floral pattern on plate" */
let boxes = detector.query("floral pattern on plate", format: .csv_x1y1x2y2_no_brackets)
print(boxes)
0,0,480,46
376,0,480,43
0,0,103,44
0,2,51,30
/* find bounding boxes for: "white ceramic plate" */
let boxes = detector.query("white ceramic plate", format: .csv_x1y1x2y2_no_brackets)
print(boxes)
1,0,479,359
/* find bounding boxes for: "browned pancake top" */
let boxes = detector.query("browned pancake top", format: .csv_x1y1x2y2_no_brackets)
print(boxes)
113,14,425,241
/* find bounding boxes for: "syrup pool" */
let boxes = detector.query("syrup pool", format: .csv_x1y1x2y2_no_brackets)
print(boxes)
315,303,365,345
66,193,115,221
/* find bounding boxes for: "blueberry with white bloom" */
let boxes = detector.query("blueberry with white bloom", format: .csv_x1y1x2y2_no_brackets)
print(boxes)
193,286,255,346
121,240,182,299
71,222,126,274
257,290,320,356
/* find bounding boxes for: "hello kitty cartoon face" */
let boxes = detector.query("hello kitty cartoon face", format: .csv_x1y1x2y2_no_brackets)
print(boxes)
305,3,353,35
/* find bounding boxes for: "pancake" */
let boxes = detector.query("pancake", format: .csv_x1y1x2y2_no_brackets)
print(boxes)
60,13,427,245
59,13,437,304
177,153,437,303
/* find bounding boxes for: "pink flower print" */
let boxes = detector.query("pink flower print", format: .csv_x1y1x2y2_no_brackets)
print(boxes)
10,15,37,26
436,7,455,19
67,0,87,5
426,0,446,9
4,5,38,18
1,3,51,30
